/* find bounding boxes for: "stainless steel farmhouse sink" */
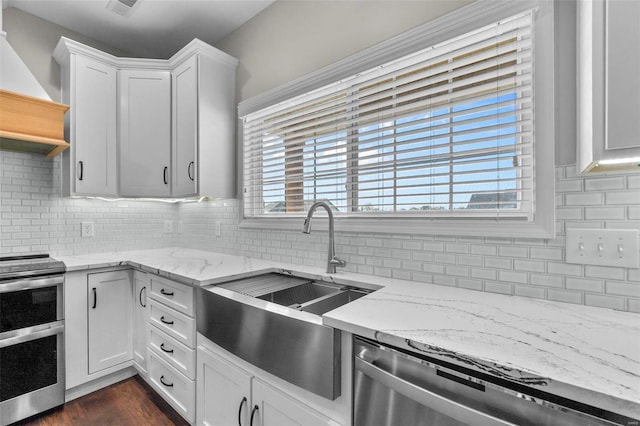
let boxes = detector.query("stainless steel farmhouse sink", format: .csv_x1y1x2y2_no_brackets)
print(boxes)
196,273,374,400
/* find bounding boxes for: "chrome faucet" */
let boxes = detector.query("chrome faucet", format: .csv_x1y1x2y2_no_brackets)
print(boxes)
302,201,347,274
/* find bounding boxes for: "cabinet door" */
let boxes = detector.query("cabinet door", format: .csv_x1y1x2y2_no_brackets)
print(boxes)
119,69,171,196
172,55,198,197
72,55,117,196
252,378,332,426
133,271,149,376
196,345,252,426
87,270,133,374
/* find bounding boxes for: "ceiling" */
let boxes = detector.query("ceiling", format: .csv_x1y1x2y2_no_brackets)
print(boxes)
4,0,274,58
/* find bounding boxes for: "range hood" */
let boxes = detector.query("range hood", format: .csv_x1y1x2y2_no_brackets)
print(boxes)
0,30,69,158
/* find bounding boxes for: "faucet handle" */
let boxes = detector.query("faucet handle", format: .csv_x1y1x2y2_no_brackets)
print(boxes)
329,256,347,268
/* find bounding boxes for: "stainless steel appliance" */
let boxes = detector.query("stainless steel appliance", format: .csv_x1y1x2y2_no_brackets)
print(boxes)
353,336,632,426
0,254,66,426
197,272,372,400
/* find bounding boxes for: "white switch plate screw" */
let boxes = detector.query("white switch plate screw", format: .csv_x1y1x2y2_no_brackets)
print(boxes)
164,220,173,234
215,221,221,237
81,221,94,238
566,228,639,267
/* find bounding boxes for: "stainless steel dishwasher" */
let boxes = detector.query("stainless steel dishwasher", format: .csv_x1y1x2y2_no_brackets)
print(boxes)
353,336,633,426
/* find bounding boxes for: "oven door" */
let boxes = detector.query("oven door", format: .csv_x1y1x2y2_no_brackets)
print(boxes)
0,322,65,425
0,275,63,333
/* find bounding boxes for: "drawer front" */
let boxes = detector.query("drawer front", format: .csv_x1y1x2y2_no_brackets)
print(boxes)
149,300,195,348
148,350,195,423
149,325,196,380
149,275,194,316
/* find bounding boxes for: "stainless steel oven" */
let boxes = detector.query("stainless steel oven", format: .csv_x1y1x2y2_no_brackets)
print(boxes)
0,255,65,426
353,336,633,426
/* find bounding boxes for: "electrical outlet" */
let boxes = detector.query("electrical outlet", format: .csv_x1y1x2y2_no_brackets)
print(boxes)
215,221,221,237
164,220,173,234
81,221,94,238
566,228,639,267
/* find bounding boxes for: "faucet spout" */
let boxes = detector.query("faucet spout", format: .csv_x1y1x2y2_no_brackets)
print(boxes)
302,201,346,274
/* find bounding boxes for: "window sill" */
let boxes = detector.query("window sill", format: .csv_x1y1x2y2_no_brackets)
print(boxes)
239,215,555,239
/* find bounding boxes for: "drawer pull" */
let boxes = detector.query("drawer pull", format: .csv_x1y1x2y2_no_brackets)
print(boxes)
238,396,247,426
160,288,174,296
160,343,174,354
160,316,174,325
250,405,259,426
139,286,146,308
159,375,173,388
91,287,97,309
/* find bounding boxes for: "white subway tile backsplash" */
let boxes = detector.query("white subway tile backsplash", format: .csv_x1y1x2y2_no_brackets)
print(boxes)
565,192,603,206
584,176,626,191
4,155,637,313
566,277,604,293
606,281,640,298
584,293,626,311
584,207,625,220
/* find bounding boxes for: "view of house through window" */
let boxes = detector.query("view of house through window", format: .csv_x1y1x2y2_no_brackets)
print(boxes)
243,11,533,219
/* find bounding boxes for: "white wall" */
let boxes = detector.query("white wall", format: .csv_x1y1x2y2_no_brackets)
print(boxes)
216,0,472,102
2,7,130,102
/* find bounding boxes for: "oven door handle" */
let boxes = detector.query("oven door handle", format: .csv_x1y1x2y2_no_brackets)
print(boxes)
354,356,517,426
0,322,64,348
0,275,64,293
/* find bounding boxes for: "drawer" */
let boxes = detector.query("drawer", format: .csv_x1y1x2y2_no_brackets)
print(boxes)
149,300,195,348
149,325,196,380
149,275,194,316
148,350,195,423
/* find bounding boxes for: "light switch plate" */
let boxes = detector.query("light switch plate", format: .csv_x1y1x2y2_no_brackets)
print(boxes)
215,221,221,237
566,228,639,268
163,220,173,234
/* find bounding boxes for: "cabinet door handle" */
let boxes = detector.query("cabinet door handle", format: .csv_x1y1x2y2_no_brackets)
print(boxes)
160,343,173,354
159,375,173,388
160,316,174,325
250,405,259,426
163,166,168,185
160,288,174,296
139,286,146,308
91,287,97,309
78,161,84,181
188,161,195,181
238,396,247,426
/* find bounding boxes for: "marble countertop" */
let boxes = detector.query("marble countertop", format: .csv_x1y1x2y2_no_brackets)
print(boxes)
58,247,640,420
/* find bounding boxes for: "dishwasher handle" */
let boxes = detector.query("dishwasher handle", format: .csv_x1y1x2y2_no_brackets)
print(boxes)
355,356,517,426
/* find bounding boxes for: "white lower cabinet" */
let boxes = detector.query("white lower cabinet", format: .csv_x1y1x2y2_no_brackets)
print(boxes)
87,270,133,374
133,271,149,376
146,274,197,423
149,349,196,422
197,339,335,426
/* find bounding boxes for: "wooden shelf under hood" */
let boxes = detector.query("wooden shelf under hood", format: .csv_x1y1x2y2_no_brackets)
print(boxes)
0,89,69,158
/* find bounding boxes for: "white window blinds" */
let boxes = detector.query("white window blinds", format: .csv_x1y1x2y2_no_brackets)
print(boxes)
242,11,534,219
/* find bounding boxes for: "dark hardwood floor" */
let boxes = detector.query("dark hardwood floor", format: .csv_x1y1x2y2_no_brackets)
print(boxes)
14,376,189,426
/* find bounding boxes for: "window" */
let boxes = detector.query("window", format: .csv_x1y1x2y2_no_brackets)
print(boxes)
240,1,554,238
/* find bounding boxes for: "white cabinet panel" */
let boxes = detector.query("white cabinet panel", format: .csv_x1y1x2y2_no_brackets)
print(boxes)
148,299,195,348
149,275,194,316
133,271,149,376
196,343,252,426
119,69,171,196
87,270,133,374
54,50,118,197
148,350,195,423
149,326,195,380
172,55,198,196
577,0,640,172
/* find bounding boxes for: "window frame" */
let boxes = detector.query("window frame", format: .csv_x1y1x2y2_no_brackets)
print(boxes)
238,0,555,239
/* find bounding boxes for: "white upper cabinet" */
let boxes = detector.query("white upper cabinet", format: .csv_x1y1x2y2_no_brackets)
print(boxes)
172,49,237,198
53,45,118,196
53,37,238,198
577,0,640,173
119,69,172,197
